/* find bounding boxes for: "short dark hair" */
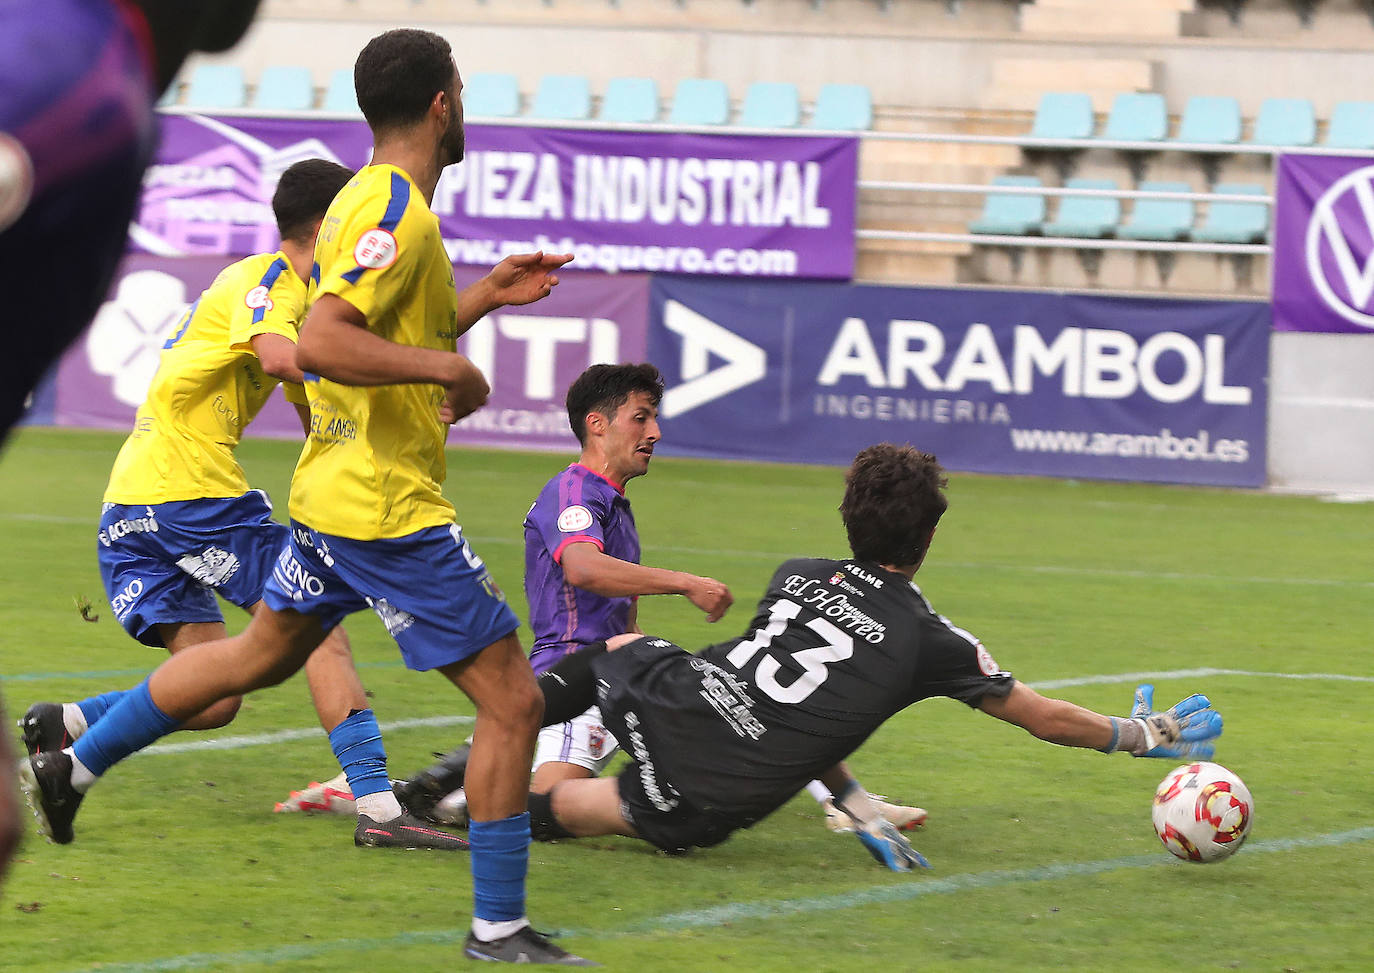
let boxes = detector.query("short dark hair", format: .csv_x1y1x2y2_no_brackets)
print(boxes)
840,443,948,568
353,29,455,133
272,159,353,243
566,363,665,445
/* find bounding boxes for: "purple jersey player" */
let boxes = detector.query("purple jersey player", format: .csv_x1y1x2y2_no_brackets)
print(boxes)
520,363,733,795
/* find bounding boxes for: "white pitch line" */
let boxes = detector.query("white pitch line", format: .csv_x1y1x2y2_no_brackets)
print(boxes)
133,714,473,757
69,825,1374,973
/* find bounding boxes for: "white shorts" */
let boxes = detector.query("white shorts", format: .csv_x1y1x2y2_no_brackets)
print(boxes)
533,705,620,775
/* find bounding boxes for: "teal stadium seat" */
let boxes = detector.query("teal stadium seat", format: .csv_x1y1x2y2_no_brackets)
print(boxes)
809,83,872,130
739,82,801,128
1193,183,1269,244
252,65,314,112
1102,92,1169,142
599,77,659,124
1043,178,1121,238
531,74,592,121
1251,98,1316,147
668,79,731,126
968,176,1045,236
1030,92,1095,140
185,64,247,110
1324,101,1374,149
464,73,521,118
1119,181,1194,241
1176,96,1242,144
322,68,359,114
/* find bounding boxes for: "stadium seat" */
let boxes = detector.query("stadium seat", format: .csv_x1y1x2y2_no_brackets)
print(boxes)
464,73,521,118
809,83,873,131
1101,92,1169,142
968,176,1045,236
184,64,247,110
1119,181,1194,241
668,79,731,126
1043,178,1121,238
739,82,801,128
1030,92,1095,140
1323,101,1374,149
322,68,359,114
531,74,592,121
1175,96,1242,144
599,77,659,124
252,65,314,112
1193,183,1269,244
1251,98,1317,147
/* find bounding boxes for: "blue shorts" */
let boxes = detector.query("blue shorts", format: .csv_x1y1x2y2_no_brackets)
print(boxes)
96,492,287,648
262,521,521,672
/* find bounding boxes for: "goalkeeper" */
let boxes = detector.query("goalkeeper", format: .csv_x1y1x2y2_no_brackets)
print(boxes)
420,443,1224,870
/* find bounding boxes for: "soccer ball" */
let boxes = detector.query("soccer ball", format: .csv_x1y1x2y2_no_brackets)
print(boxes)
1151,762,1253,863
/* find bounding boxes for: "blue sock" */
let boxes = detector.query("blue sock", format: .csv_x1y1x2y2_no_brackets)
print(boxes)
76,690,126,728
469,812,530,923
71,680,180,777
328,709,390,798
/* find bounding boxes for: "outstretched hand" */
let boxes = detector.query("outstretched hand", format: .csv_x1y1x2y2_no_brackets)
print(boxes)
1128,684,1223,759
685,575,733,622
484,251,575,307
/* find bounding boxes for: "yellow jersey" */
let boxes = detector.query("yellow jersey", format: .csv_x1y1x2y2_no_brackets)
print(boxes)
290,164,460,540
104,252,306,504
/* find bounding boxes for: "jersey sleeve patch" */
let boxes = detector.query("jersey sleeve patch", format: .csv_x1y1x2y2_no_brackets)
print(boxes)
975,644,1001,676
557,505,595,533
244,284,274,312
352,227,398,270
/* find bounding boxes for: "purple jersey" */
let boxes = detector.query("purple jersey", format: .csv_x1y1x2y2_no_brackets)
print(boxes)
524,464,640,674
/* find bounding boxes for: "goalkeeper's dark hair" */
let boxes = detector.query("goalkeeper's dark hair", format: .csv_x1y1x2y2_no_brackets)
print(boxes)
566,363,665,445
272,159,353,244
353,28,455,133
840,443,948,568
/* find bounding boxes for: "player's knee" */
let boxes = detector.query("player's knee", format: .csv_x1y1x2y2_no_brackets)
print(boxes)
199,694,243,728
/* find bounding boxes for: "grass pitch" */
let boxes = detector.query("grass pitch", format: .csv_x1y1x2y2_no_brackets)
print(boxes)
1,427,1372,971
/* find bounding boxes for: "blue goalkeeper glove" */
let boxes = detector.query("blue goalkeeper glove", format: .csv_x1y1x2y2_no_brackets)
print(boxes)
856,819,932,872
1126,684,1222,759
832,779,932,872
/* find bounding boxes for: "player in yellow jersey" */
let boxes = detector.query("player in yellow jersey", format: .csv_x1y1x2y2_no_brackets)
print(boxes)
20,28,593,966
17,159,466,852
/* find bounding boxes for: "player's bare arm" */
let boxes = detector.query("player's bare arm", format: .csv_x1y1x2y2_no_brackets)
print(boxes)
560,541,733,622
298,293,489,422
978,682,1115,749
455,251,575,330
250,332,306,385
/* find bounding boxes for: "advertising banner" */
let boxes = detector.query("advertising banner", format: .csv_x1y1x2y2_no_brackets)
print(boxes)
1273,153,1374,333
648,277,1271,487
136,114,858,279
52,256,648,453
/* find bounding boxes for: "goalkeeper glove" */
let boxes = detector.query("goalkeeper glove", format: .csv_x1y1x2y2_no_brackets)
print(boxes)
832,780,932,872
1107,683,1222,759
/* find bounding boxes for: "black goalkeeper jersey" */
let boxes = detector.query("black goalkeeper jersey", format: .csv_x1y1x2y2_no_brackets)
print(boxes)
597,557,1015,822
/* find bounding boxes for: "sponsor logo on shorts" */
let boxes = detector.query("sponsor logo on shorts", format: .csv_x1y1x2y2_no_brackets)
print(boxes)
110,578,145,621
353,228,398,269
273,548,325,602
622,710,678,812
556,505,594,533
366,597,415,637
99,506,160,548
177,546,241,588
587,724,609,759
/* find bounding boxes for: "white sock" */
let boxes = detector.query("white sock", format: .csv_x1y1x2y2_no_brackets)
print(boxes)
69,750,97,794
62,703,89,740
471,917,529,942
805,780,832,803
355,790,402,822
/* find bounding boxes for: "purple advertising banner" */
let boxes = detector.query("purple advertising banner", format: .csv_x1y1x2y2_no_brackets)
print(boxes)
1273,153,1374,333
648,277,1270,487
51,256,648,453
136,114,858,279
